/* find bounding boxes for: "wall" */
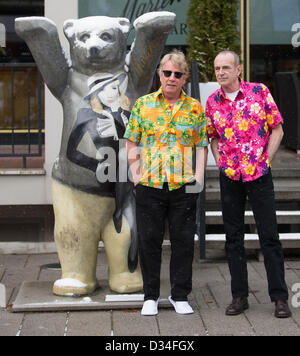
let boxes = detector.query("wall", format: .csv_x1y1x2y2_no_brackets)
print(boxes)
0,0,78,206
0,0,217,207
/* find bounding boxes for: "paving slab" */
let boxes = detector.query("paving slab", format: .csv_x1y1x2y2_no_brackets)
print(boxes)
192,286,218,310
66,311,112,336
0,267,5,281
286,261,300,278
20,312,67,336
10,279,173,313
247,279,272,304
38,268,61,282
285,270,300,290
207,280,260,307
157,309,206,336
199,308,255,336
244,303,300,336
1,267,40,288
0,255,28,268
112,310,159,336
193,263,226,286
26,253,60,267
0,310,24,336
2,266,40,304
250,261,268,279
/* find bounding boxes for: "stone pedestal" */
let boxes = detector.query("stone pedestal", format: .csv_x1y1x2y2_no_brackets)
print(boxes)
10,280,172,312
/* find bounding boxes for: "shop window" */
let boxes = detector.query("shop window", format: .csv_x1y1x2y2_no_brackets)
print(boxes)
0,1,44,168
250,0,300,98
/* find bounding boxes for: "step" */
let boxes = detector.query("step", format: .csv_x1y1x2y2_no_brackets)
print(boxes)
205,185,300,201
205,233,300,249
205,169,300,179
205,210,300,225
205,165,300,202
206,166,300,178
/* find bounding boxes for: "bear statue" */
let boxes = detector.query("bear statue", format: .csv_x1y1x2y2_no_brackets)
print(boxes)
15,12,176,296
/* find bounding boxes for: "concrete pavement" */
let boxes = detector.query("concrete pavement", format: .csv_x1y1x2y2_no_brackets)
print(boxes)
0,247,300,336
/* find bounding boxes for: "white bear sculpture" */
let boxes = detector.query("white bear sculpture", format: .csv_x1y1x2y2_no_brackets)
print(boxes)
15,13,176,296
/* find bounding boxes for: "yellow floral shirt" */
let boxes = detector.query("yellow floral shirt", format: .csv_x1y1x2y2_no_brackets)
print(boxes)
124,87,208,190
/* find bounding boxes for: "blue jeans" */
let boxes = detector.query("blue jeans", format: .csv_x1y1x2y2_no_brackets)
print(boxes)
219,171,289,302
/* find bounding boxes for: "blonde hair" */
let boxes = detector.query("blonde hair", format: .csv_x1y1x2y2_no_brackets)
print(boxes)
158,49,189,77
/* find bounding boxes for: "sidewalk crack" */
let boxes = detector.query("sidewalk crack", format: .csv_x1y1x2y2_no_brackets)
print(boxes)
16,314,25,336
64,312,70,336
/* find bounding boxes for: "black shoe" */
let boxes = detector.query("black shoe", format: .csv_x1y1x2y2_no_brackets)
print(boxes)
274,300,292,318
225,297,249,316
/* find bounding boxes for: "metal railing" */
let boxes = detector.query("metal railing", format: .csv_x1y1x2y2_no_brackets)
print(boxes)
0,63,44,168
190,61,207,260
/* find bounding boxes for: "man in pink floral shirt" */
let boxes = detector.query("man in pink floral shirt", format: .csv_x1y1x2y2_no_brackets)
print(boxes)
206,50,291,318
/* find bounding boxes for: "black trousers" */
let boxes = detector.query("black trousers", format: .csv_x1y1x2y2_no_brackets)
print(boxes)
219,171,289,302
135,183,198,301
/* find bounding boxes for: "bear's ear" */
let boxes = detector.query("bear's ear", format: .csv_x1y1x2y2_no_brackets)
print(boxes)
118,18,130,36
63,19,75,39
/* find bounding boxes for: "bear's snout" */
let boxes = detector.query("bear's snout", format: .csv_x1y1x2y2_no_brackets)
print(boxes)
90,46,100,57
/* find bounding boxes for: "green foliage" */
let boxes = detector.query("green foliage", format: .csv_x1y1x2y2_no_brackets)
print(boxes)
187,0,240,82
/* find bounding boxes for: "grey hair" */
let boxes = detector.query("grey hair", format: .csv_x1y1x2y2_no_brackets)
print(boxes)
157,49,189,77
215,50,240,67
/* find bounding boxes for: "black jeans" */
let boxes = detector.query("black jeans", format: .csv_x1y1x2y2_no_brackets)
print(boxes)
135,183,198,302
219,171,289,302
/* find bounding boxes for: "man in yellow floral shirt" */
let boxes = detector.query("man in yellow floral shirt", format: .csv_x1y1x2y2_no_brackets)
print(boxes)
206,50,291,318
124,50,208,316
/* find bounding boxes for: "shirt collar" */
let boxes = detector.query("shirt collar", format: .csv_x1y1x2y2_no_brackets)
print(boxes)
155,86,187,103
219,78,247,99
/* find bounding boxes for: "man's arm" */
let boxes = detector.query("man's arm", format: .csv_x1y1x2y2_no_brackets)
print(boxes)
268,124,284,162
126,139,142,186
195,146,208,185
210,138,220,165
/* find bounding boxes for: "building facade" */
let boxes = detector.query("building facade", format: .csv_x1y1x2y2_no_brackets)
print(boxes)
0,0,299,249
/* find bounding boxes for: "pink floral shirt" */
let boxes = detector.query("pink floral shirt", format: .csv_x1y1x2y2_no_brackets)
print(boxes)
206,80,283,182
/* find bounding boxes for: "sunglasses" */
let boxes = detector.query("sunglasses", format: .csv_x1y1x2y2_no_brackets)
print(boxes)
162,70,184,79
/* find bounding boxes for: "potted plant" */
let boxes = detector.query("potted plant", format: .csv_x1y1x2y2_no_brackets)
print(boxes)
186,0,240,83
186,0,241,165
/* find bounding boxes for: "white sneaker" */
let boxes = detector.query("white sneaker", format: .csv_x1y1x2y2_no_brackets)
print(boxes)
141,299,159,316
168,296,194,314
